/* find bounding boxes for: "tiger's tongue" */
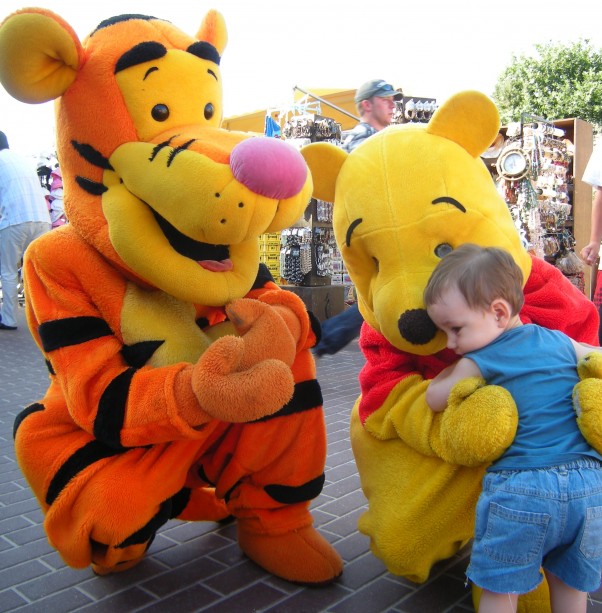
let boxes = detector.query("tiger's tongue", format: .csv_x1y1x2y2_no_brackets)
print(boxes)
199,259,233,272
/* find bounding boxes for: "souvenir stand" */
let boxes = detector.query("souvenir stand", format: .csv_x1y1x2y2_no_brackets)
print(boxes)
483,114,594,297
392,95,438,124
259,96,347,322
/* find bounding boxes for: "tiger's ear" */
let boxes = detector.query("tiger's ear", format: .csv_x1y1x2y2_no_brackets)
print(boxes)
0,8,83,104
196,10,227,56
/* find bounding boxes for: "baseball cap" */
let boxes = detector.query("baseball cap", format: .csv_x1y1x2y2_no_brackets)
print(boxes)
355,79,402,103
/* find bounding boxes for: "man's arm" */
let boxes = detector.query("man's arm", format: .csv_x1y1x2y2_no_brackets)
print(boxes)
581,186,602,266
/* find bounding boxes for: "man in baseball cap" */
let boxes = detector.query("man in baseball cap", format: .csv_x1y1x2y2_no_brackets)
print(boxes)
344,79,402,149
354,79,403,105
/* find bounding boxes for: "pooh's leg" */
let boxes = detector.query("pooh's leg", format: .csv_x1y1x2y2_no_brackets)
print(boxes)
350,402,484,583
14,398,225,574
199,406,343,585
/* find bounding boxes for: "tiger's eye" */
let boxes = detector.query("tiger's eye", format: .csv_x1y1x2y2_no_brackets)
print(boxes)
152,104,169,121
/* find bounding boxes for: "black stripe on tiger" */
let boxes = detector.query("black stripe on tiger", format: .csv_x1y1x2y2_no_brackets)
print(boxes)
46,359,55,376
252,263,274,290
75,176,108,196
169,488,192,519
46,440,125,506
252,379,323,422
92,14,161,36
307,310,322,345
121,340,164,368
71,141,113,170
264,473,325,504
94,368,136,449
13,403,44,439
39,316,113,352
117,497,173,548
115,41,166,73
187,41,221,65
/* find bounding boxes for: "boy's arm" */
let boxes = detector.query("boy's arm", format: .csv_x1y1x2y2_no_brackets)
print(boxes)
571,338,602,362
426,357,482,412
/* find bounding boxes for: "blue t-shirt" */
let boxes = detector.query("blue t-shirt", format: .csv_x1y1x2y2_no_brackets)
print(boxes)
465,324,602,471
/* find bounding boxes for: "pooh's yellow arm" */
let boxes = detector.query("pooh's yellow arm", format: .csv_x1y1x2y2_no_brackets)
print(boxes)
358,327,517,466
573,351,602,452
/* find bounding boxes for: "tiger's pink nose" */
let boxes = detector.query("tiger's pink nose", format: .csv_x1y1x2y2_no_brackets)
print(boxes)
230,137,308,199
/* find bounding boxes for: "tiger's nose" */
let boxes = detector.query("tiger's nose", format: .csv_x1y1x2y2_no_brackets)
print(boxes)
230,137,308,200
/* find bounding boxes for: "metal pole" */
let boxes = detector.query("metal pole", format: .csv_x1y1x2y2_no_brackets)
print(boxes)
293,85,360,122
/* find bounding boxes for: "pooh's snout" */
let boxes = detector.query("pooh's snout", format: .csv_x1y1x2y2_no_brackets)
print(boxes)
397,308,438,345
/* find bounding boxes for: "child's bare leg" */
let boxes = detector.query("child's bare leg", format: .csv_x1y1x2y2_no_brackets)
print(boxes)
545,570,587,613
478,588,518,612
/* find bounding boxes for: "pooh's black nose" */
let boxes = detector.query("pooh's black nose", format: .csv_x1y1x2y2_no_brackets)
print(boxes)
397,308,438,345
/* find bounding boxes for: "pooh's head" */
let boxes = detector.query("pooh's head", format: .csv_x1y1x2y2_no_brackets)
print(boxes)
302,91,531,355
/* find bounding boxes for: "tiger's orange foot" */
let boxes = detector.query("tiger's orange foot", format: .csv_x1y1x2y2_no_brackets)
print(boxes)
237,524,343,585
91,557,143,576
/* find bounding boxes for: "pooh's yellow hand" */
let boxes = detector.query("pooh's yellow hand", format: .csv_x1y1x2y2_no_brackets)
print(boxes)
573,352,602,454
434,377,518,466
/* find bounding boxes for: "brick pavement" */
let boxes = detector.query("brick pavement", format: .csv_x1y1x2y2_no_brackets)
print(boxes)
2,306,602,612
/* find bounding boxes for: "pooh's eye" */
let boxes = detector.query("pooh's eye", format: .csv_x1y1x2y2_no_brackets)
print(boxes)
204,103,215,120
373,257,379,272
151,104,170,122
435,243,453,259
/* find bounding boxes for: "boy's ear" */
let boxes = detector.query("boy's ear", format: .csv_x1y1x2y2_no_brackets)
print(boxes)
491,298,512,326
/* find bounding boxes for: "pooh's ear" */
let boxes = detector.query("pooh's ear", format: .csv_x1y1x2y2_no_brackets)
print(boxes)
426,90,500,159
196,10,227,56
0,8,83,104
300,142,348,203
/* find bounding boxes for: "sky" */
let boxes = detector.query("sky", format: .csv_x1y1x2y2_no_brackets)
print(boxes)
1,0,602,156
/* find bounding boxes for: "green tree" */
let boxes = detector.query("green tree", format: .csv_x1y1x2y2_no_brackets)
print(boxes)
493,39,602,132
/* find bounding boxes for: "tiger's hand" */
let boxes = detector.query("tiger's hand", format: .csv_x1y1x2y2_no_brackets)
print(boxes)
191,335,294,423
225,298,301,369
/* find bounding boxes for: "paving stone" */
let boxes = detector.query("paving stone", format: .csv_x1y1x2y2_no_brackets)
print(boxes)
0,588,28,612
1,588,93,613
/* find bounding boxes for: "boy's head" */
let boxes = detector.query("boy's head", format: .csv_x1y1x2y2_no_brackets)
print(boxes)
424,244,524,314
423,244,525,354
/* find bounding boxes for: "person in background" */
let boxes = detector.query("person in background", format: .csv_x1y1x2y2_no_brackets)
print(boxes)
47,166,67,228
0,130,51,330
580,143,602,342
339,79,402,153
314,79,401,356
424,243,602,613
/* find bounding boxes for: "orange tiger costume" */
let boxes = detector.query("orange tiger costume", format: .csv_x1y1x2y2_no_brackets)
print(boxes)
0,8,342,583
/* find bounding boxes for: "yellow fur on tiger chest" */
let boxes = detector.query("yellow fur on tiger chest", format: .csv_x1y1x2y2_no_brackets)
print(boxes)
121,284,213,366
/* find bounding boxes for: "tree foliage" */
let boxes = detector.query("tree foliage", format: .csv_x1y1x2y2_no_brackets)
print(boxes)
493,39,602,131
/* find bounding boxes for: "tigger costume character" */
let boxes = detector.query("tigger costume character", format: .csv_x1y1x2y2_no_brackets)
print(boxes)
302,91,602,611
0,8,343,583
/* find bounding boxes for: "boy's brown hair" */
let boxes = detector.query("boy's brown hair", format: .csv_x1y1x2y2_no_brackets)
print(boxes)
424,243,525,315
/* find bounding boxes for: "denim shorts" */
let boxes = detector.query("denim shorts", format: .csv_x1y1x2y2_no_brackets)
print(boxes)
466,458,602,594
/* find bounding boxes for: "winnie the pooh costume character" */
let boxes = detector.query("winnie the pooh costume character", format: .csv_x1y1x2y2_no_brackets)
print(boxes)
0,8,343,584
302,91,601,610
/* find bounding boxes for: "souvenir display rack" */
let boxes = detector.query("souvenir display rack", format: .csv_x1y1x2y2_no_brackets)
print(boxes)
277,114,341,288
392,96,438,124
484,115,594,296
259,112,346,321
